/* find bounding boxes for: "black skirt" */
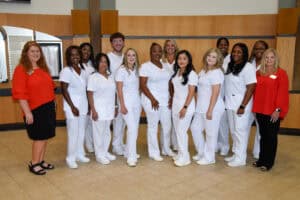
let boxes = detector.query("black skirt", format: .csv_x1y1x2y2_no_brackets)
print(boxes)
24,101,56,140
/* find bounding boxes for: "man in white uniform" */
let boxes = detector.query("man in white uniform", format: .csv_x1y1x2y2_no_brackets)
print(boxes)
107,32,126,156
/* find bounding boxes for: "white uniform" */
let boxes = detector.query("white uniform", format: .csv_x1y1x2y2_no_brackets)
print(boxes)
115,66,141,163
190,69,224,163
87,72,116,161
107,52,126,154
82,60,95,153
139,61,173,158
217,54,230,155
172,70,198,163
224,62,256,165
161,60,178,152
249,59,260,159
59,66,88,164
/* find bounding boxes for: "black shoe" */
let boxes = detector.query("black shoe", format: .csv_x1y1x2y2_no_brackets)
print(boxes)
252,161,262,168
260,166,271,172
28,162,46,175
40,160,55,170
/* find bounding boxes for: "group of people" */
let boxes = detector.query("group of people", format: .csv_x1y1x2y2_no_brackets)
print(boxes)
11,32,289,175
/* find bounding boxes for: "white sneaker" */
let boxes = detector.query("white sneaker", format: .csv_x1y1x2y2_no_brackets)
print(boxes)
220,151,228,156
106,152,116,161
66,159,78,169
227,159,246,167
127,158,137,167
196,158,215,165
224,155,235,162
112,148,124,156
96,156,110,165
253,154,259,160
192,154,202,161
150,155,163,161
174,158,191,167
76,156,90,163
162,150,175,157
136,154,140,159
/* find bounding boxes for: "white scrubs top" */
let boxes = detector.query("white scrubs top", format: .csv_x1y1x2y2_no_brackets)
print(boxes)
115,66,140,107
196,68,225,114
87,73,116,121
82,60,95,75
107,52,124,78
139,61,172,107
59,66,88,118
171,70,198,115
224,62,256,112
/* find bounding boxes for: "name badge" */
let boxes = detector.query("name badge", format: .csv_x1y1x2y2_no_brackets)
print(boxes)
269,75,277,79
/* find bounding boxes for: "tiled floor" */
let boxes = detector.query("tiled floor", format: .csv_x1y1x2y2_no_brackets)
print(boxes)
0,125,299,200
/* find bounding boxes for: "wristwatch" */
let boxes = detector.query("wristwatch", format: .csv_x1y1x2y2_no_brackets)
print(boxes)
275,108,281,112
239,105,245,109
183,105,188,109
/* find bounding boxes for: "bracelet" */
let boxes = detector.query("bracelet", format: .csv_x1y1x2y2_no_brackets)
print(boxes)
275,108,281,112
183,105,188,109
115,105,119,108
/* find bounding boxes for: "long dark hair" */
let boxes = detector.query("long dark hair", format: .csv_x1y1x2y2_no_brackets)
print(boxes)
226,43,248,76
172,50,194,85
79,42,94,63
94,53,111,73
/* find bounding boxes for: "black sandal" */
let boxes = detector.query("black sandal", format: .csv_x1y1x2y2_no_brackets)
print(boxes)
252,161,262,168
40,160,55,170
28,162,46,175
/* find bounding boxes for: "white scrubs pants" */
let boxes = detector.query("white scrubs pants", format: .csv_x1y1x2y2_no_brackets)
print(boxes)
66,115,87,162
227,109,252,163
85,115,94,152
191,111,223,162
123,105,141,162
217,111,230,154
92,120,112,159
160,121,177,153
112,112,126,152
173,113,193,161
249,113,260,158
144,105,171,158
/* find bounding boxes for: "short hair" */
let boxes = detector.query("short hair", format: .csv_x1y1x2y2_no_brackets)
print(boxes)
249,40,269,62
65,45,83,68
216,37,229,47
110,32,125,42
94,53,111,73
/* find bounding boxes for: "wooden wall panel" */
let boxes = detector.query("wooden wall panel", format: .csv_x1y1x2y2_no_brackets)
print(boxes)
276,37,296,90
71,10,90,35
119,15,277,36
277,8,300,35
281,94,300,129
3,13,72,36
0,97,23,124
100,10,118,34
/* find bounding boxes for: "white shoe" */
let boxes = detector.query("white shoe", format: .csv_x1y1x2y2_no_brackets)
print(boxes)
192,154,202,161
253,154,259,160
127,158,137,167
76,156,90,163
174,158,191,167
112,148,124,156
172,154,180,161
106,152,116,161
96,156,110,165
220,151,228,156
224,155,235,162
66,159,78,169
196,158,215,165
227,160,246,167
150,155,163,162
162,150,175,157
136,154,141,159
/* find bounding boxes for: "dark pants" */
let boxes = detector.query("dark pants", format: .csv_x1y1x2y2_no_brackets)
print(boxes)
256,113,280,169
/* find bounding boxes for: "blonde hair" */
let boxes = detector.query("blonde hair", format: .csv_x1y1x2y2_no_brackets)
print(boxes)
259,48,279,75
122,48,140,75
19,41,49,73
202,48,224,73
162,39,179,63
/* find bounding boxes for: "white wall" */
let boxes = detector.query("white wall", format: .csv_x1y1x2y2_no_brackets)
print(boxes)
116,0,279,16
0,0,73,15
